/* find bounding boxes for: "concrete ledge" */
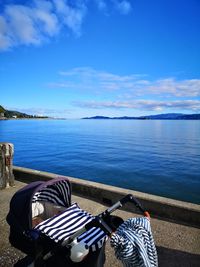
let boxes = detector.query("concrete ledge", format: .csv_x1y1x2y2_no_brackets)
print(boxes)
13,166,200,228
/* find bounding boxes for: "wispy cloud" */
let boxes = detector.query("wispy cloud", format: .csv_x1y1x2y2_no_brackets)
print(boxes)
94,0,107,11
73,100,200,112
49,67,200,113
146,78,200,97
56,67,147,93
113,0,132,15
7,107,72,117
0,0,132,51
51,67,200,98
94,0,132,14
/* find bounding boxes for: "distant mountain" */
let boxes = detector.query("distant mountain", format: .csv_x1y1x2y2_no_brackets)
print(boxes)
0,105,49,119
83,113,200,120
177,114,200,120
83,116,111,120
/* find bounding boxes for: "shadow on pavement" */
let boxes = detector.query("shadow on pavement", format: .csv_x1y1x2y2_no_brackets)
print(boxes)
157,246,200,267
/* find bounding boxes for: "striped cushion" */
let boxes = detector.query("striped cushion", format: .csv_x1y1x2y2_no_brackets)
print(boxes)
110,217,158,267
34,203,107,252
32,180,71,208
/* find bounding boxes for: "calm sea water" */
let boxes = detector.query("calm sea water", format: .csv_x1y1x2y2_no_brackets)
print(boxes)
0,119,200,204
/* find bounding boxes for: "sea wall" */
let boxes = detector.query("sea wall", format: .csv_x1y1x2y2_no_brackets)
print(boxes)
13,166,200,228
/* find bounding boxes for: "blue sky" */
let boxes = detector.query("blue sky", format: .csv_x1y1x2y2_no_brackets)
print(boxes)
0,0,200,118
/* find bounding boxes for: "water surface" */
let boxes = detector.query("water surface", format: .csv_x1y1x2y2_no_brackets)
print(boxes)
0,119,199,204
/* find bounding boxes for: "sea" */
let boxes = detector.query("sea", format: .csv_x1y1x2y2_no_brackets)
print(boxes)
0,119,200,204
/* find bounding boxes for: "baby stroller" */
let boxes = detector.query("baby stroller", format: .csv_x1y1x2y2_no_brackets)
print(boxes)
6,177,150,267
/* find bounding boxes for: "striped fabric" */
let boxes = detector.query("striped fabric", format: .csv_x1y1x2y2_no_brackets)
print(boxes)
32,179,71,208
110,217,158,267
34,203,108,252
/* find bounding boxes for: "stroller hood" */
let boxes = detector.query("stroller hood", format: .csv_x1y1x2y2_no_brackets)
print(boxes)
7,181,43,232
6,177,71,254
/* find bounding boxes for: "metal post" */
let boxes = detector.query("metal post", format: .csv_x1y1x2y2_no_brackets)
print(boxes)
0,143,15,189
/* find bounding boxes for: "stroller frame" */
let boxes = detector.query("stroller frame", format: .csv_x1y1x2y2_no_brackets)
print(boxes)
6,178,149,267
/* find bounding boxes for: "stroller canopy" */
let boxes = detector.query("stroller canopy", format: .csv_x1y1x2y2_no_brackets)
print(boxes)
7,177,71,233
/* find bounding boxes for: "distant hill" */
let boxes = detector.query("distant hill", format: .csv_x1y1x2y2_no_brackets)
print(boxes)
0,105,6,113
0,105,49,119
83,116,111,120
139,113,200,120
83,113,200,120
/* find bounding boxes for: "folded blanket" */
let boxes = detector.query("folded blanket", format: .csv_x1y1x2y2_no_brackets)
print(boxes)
34,203,107,252
110,217,158,267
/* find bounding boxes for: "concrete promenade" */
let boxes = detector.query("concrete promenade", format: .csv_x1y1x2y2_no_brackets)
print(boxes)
13,166,200,227
0,168,200,266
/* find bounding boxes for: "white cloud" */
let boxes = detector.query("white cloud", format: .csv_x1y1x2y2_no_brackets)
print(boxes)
53,67,200,113
5,5,41,46
73,100,200,111
0,2,59,50
147,78,200,97
53,0,87,37
35,9,59,36
0,0,132,50
0,15,11,49
54,67,200,98
0,0,87,50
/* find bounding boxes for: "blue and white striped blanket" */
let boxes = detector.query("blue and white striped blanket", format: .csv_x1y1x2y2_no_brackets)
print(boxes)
110,217,158,267
34,203,108,252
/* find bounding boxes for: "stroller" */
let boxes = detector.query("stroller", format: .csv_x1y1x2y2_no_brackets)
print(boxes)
6,177,150,267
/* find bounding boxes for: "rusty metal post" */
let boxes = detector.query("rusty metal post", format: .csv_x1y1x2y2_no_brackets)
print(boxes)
0,143,15,189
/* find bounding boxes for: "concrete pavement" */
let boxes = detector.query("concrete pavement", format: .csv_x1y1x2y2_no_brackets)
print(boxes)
0,180,200,267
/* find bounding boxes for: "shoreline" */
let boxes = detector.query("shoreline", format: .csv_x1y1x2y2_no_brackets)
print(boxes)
1,117,200,120
0,117,52,120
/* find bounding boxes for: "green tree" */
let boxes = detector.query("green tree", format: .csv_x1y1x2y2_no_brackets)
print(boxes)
0,105,6,113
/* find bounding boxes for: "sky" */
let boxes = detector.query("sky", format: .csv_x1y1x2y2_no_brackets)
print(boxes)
0,0,200,118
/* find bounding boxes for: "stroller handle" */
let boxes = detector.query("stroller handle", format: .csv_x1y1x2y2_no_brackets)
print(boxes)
64,194,150,246
42,194,150,262
101,194,150,218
